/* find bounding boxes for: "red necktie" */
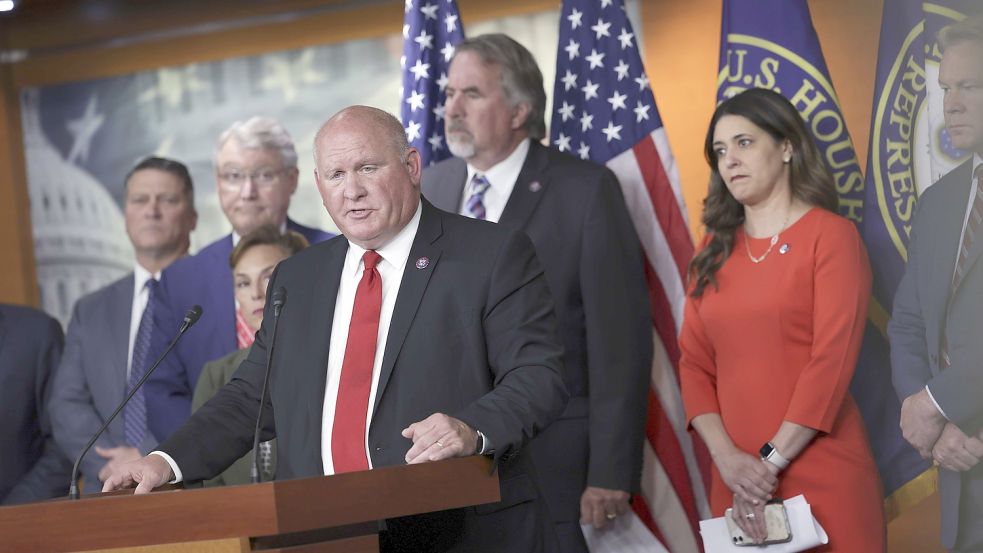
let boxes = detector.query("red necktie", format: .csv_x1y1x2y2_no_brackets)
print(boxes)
331,250,383,473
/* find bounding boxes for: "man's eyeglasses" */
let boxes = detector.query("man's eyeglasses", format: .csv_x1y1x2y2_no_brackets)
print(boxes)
218,167,287,190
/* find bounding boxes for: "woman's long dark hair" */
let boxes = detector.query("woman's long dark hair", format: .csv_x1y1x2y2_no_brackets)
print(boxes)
689,88,839,297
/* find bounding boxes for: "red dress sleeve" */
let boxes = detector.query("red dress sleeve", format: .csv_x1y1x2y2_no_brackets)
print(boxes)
783,218,872,433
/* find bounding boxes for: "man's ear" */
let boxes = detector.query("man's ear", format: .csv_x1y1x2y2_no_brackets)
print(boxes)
510,102,531,131
405,147,423,183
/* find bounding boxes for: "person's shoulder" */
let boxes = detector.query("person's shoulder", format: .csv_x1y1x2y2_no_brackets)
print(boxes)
919,159,974,206
541,144,613,181
73,273,133,312
0,303,61,337
423,155,466,179
162,235,232,280
809,208,860,239
287,219,335,244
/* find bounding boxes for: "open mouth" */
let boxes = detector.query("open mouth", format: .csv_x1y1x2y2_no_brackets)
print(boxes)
348,208,372,219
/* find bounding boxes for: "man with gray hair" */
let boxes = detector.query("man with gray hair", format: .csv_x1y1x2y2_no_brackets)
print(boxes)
890,13,983,552
145,117,333,440
422,33,652,552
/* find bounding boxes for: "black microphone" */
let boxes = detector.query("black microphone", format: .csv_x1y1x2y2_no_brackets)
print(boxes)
250,287,286,483
68,305,203,500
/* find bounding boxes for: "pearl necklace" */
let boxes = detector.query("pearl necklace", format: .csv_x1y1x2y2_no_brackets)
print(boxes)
744,211,791,264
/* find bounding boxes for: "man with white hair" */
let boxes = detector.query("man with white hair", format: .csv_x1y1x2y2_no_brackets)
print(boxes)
145,117,333,440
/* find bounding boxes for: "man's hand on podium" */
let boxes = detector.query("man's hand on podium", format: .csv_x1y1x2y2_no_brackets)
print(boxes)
402,413,479,464
101,453,174,494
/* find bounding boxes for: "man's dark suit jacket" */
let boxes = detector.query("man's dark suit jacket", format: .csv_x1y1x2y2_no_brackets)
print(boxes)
147,219,333,440
50,274,160,491
0,304,72,504
422,142,652,527
890,159,983,549
158,200,568,552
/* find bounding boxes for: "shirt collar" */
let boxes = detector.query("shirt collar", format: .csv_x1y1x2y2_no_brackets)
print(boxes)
133,263,160,290
465,138,530,194
344,200,422,278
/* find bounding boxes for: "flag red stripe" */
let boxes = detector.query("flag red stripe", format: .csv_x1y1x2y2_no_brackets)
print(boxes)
644,261,682,367
632,490,669,547
646,386,703,545
633,136,695,282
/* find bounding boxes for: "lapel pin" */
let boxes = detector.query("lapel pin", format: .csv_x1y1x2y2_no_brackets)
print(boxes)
779,243,790,254
415,256,430,269
529,181,542,192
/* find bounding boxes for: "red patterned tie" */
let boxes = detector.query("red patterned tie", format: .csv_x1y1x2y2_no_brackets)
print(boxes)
331,250,383,473
952,166,983,292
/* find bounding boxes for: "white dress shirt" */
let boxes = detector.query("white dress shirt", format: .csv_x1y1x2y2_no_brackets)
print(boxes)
458,138,530,223
128,264,161,379
927,154,983,419
320,204,421,475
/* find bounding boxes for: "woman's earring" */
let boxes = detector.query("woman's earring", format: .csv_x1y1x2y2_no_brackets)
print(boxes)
783,156,791,163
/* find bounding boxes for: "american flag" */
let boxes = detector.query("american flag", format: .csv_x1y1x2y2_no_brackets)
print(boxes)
399,0,464,166
551,1,711,551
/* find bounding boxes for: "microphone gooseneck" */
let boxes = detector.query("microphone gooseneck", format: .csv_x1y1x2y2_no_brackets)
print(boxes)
250,288,286,483
68,305,203,500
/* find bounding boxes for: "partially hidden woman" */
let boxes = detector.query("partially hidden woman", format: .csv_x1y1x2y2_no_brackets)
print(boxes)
191,225,309,486
679,88,885,551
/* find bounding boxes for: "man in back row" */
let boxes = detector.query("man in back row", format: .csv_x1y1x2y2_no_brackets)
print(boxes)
146,117,333,441
423,34,652,550
104,105,568,552
51,156,198,492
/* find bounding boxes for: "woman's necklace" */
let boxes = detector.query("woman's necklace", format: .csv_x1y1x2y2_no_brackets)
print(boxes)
744,210,792,264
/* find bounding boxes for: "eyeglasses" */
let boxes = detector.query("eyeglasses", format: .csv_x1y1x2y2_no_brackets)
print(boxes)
218,167,287,190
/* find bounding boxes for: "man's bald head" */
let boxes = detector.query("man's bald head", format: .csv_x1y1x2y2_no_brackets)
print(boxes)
312,106,422,250
314,106,410,167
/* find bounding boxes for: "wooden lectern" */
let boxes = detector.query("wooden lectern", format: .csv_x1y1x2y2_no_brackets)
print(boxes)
0,456,499,553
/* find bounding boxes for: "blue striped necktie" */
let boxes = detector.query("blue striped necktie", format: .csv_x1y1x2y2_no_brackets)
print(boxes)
124,278,157,446
465,174,492,220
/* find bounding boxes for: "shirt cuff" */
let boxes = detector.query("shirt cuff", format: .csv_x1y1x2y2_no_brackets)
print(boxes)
477,430,493,455
925,385,950,421
149,451,183,483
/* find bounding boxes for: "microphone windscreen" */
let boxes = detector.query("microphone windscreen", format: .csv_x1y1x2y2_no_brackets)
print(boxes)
184,305,203,326
272,287,287,309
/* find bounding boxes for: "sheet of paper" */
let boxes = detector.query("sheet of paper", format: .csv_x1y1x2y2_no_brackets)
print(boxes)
582,510,670,553
698,495,829,553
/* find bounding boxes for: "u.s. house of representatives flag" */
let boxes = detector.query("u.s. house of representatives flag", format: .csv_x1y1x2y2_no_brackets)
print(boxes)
551,1,711,551
400,0,464,167
863,0,980,516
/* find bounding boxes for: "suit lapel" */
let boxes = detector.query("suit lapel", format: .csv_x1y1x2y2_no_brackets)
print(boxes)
425,159,468,213
306,238,348,466
498,142,551,230
110,276,135,399
937,162,975,310
372,200,443,414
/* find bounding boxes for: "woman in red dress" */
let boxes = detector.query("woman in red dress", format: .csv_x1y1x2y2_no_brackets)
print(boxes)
680,88,885,551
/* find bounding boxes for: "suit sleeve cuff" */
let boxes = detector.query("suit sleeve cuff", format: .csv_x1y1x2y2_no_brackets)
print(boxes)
149,451,183,483
925,385,950,421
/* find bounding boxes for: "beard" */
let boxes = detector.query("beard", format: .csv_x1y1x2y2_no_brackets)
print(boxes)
446,123,475,159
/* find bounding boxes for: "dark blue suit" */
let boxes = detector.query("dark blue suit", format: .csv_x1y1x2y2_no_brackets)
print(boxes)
146,219,333,440
0,304,72,504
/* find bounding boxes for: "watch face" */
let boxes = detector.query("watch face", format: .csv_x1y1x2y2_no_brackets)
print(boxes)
759,443,774,458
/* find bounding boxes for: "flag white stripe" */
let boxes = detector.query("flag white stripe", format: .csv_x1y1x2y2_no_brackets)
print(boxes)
641,443,701,553
607,144,687,330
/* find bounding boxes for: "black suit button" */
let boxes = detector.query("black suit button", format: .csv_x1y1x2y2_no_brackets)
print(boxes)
374,443,385,452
